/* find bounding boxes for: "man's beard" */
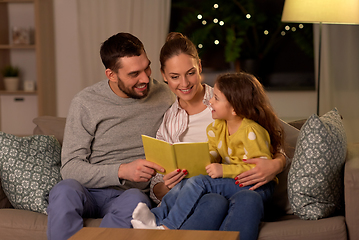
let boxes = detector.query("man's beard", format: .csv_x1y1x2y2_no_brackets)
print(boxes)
117,76,150,99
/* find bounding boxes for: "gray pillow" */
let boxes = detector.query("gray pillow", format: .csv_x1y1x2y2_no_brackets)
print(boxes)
0,132,62,214
288,108,347,220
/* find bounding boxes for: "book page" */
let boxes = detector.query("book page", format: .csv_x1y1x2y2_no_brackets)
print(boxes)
142,135,177,174
173,142,211,178
142,135,211,178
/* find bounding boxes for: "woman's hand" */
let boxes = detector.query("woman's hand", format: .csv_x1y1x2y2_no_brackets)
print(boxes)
235,154,285,190
163,169,187,189
153,169,186,201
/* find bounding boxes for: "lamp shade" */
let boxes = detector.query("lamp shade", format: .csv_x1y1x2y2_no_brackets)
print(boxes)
281,0,359,24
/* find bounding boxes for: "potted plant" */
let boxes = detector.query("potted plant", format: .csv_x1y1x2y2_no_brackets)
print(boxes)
1,65,20,91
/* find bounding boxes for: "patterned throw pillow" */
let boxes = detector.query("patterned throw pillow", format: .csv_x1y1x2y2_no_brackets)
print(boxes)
0,132,62,215
288,108,347,220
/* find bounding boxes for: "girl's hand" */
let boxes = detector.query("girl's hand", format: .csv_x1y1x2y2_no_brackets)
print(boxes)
234,156,284,190
206,163,223,178
163,169,186,190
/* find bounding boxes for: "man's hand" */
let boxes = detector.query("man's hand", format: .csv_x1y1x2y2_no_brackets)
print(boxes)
118,159,164,182
206,163,223,178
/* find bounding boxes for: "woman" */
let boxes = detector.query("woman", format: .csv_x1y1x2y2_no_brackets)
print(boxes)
148,32,286,239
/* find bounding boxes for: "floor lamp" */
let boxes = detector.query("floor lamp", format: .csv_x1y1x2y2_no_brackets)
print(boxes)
281,0,359,116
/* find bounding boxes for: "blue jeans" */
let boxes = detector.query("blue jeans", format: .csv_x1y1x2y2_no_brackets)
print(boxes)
152,179,230,230
46,179,152,240
152,174,274,239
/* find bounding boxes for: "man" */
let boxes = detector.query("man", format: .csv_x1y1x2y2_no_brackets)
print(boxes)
46,32,175,240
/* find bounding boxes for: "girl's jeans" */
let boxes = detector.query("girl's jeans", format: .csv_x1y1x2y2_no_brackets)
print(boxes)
151,175,275,240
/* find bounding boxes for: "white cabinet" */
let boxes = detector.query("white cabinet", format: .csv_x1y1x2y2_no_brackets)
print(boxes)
0,94,38,136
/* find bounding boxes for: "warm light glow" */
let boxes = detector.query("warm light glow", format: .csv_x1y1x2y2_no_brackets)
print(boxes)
299,24,304,29
246,14,251,19
291,27,296,31
214,40,219,45
214,4,219,9
197,14,202,20
198,44,203,48
202,20,207,25
281,31,286,36
219,21,224,26
281,0,359,24
264,30,269,35
285,25,290,31
213,18,218,24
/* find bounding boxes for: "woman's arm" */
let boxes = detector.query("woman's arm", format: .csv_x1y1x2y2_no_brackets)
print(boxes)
234,152,286,190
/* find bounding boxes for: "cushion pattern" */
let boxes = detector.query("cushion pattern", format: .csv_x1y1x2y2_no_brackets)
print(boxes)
0,132,62,214
288,108,347,220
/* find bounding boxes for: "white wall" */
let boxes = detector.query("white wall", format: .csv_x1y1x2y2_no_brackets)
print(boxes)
54,0,82,117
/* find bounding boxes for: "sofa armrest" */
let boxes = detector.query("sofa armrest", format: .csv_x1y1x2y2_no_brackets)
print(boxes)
344,143,359,240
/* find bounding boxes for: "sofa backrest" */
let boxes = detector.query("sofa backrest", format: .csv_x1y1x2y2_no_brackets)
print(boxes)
0,116,301,217
33,116,67,145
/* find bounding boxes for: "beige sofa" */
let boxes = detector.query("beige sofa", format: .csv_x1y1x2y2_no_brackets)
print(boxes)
0,116,358,240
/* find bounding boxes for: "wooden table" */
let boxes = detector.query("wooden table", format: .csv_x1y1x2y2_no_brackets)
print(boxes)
69,227,240,240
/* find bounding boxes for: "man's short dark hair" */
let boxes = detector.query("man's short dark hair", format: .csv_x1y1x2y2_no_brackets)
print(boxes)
100,32,145,72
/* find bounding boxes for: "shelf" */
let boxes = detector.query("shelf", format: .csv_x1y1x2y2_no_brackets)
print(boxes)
0,44,36,49
0,90,36,95
0,0,34,3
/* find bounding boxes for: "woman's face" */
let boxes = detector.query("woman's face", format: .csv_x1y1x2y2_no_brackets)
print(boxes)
161,53,202,102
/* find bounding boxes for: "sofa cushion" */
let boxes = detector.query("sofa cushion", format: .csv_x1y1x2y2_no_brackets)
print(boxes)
259,215,347,240
0,132,62,214
288,108,347,220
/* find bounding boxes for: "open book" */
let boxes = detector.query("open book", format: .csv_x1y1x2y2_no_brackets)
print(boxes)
142,135,211,178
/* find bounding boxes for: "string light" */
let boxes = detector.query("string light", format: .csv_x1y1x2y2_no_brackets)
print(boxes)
219,21,224,26
213,18,219,24
213,3,219,9
246,14,251,19
299,24,304,29
291,27,296,32
198,44,203,48
214,40,219,45
264,30,269,35
202,20,207,25
197,14,203,20
285,25,290,31
281,31,286,36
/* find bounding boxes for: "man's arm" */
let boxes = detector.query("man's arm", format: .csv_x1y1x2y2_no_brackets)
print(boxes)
60,99,122,188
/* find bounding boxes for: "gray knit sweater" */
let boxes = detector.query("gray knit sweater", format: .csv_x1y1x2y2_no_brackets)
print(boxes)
61,79,175,192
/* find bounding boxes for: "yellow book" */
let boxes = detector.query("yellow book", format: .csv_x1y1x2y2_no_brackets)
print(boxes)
141,135,211,178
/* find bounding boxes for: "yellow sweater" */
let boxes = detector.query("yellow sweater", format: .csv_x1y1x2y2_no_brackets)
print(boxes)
206,118,272,178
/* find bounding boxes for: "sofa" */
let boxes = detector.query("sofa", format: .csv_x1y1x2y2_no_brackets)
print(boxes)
0,115,358,240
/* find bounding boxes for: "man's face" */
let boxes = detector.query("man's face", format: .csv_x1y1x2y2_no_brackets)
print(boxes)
108,52,152,99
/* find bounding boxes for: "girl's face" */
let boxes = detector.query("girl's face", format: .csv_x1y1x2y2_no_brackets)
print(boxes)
161,53,202,102
209,84,235,120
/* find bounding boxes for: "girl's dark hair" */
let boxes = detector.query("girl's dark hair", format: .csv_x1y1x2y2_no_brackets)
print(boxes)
100,32,144,72
160,32,199,72
215,72,284,155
